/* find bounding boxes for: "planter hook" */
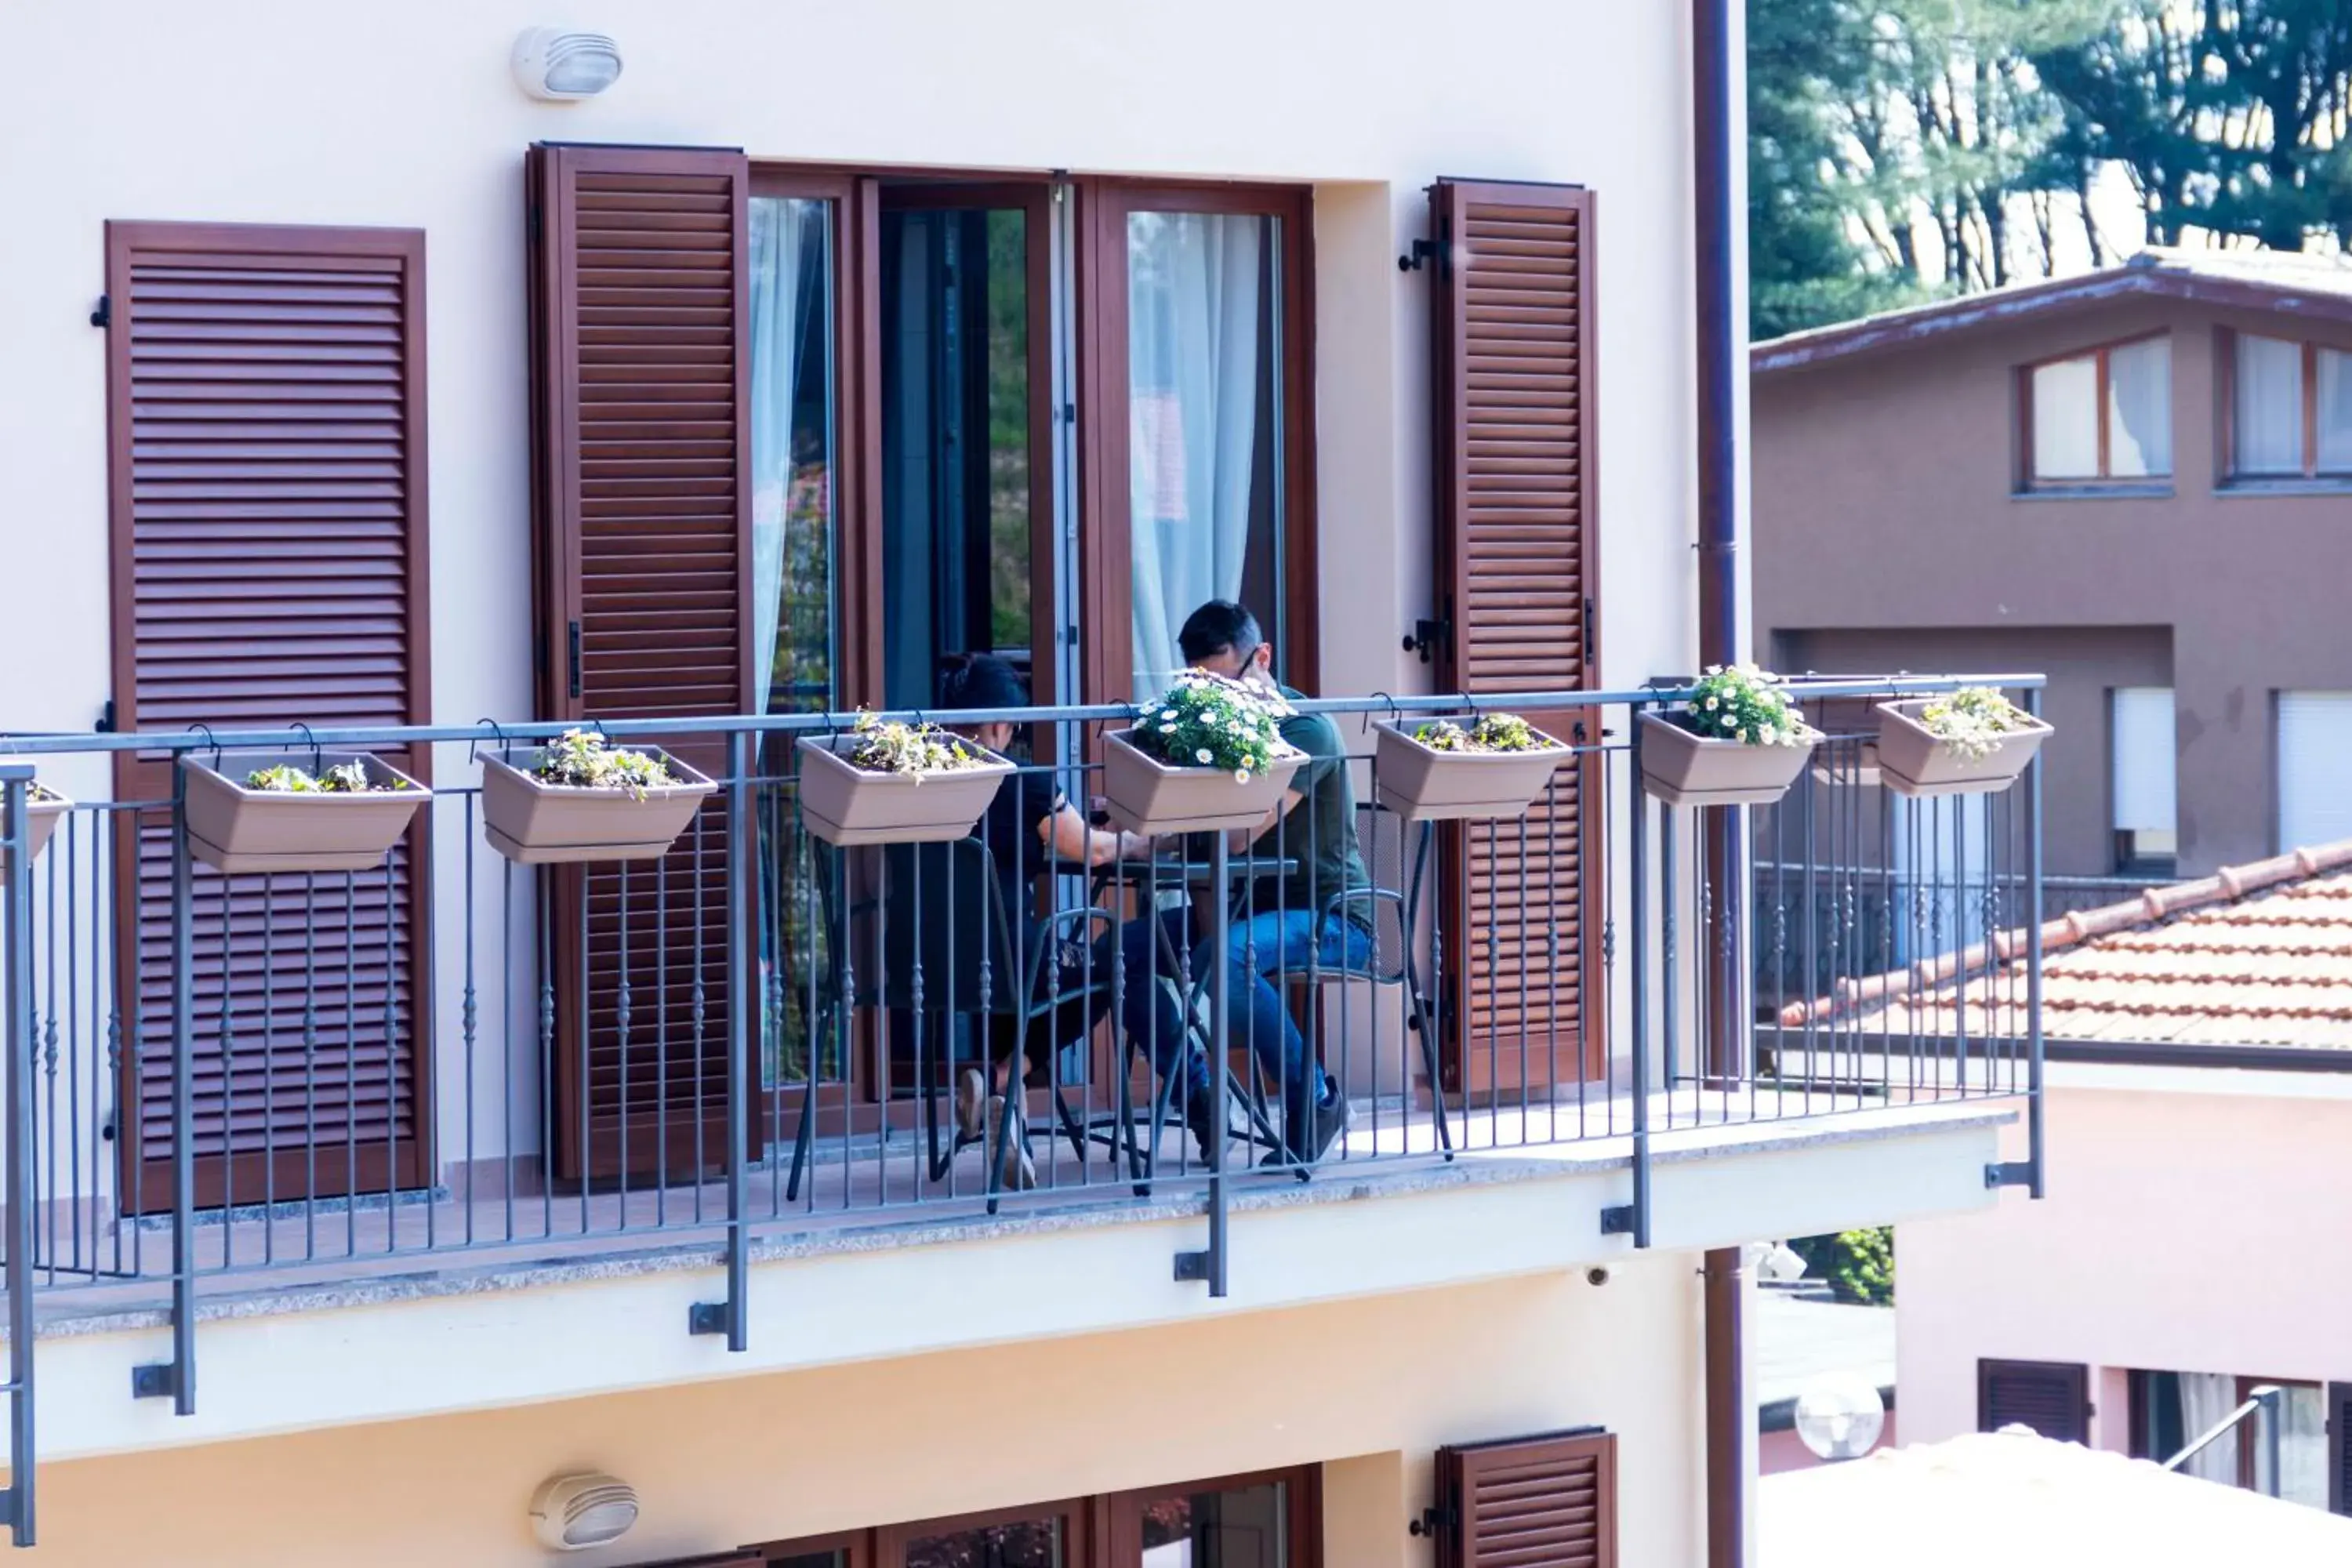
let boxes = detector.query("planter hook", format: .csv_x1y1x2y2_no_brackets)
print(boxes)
290,722,322,775
469,718,509,767
186,723,222,771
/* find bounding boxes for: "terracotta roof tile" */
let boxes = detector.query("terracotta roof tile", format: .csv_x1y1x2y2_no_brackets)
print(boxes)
1780,838,2352,1052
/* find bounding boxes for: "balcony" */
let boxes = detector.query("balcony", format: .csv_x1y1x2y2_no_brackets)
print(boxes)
0,676,2044,1542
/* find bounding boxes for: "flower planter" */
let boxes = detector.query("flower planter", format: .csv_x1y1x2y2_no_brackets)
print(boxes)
180,753,429,875
0,788,70,876
794,735,1014,847
1875,699,2053,799
1637,711,1817,808
1101,731,1305,836
481,748,717,864
1371,720,1569,822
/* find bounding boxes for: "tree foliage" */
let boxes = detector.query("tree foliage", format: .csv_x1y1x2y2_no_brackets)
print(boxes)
1751,0,2352,338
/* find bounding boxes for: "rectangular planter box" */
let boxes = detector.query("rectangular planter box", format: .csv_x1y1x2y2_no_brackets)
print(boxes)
181,752,429,875
794,734,1014,847
481,748,718,864
1101,731,1305,837
1875,699,2053,799
1371,720,1569,822
1637,711,1816,808
0,789,70,876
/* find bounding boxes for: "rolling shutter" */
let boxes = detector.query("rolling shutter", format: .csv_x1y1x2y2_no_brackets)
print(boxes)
103,221,432,1211
528,143,756,1182
1978,1358,2090,1443
1426,180,1604,1094
1433,1428,1615,1568
2278,691,2352,853
2329,1381,2352,1516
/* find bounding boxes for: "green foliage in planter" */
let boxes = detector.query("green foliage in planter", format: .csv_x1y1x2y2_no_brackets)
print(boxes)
1914,686,2031,763
244,762,406,794
1684,664,1809,747
1413,713,1552,753
531,728,679,796
844,712,989,778
1789,1227,1895,1305
1132,671,1290,781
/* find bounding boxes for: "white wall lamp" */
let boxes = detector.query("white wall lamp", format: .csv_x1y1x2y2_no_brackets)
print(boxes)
513,27,624,101
529,1472,641,1552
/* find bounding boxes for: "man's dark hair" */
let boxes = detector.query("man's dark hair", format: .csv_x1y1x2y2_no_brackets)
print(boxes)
1177,600,1263,665
938,652,1029,712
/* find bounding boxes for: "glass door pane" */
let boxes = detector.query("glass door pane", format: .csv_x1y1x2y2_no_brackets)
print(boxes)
1123,210,1283,702
1140,1479,1287,1567
902,1516,1064,1568
749,190,840,1090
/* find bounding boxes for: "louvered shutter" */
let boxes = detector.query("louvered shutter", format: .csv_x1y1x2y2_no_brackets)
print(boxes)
528,144,756,1182
103,221,432,1211
2328,1381,2352,1515
1426,180,1604,1094
1978,1358,2090,1443
1434,1428,1615,1568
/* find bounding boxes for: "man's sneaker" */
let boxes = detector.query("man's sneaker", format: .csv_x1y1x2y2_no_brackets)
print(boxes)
954,1068,989,1144
984,1094,1036,1191
1184,1087,1224,1167
1264,1087,1352,1171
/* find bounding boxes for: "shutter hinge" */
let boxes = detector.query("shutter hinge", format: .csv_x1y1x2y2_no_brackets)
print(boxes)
1396,238,1439,274
528,204,543,244
568,619,583,700
95,699,116,734
89,294,111,328
1403,597,1453,666
1061,401,1078,425
1407,1503,1459,1539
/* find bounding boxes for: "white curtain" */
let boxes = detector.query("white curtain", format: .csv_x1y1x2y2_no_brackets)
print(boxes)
2234,334,2303,476
2031,357,2099,478
2106,336,2172,477
749,197,819,715
2318,347,2352,472
2176,1372,2240,1485
1125,212,1265,702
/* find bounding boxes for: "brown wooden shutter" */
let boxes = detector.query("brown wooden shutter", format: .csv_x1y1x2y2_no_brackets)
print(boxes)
103,220,433,1211
2328,1381,2352,1515
1977,1358,2091,1443
1434,1428,1615,1568
1426,180,1604,1094
528,143,756,1182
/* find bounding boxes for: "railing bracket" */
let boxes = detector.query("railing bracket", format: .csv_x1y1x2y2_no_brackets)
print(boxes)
686,1301,732,1338
1172,1250,1211,1283
130,1362,180,1401
1984,1160,2034,1190
1599,1204,1636,1236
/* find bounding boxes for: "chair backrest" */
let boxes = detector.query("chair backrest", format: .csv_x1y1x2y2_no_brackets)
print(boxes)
876,837,1029,1014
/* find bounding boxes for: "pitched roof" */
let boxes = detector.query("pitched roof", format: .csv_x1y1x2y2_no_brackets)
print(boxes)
1753,247,2352,375
1779,839,2352,1051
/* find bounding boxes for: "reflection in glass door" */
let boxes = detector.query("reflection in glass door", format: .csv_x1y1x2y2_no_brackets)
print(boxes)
900,1515,1064,1568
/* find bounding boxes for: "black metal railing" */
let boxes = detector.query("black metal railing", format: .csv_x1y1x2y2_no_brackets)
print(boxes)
0,674,2046,1543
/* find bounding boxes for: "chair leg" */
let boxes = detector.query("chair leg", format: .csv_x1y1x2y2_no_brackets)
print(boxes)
1406,964,1454,1160
923,1017,960,1185
784,1063,820,1203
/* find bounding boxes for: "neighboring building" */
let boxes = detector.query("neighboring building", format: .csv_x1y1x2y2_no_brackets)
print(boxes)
0,5,2044,1566
1753,248,2352,883
1777,840,2352,1517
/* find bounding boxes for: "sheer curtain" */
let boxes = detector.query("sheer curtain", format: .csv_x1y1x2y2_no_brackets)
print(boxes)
2106,337,2172,477
2234,334,2303,476
1126,212,1265,702
2176,1372,2240,1484
750,197,820,714
2318,347,2352,472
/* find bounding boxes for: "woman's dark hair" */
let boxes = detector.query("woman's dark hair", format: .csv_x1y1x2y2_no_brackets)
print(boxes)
938,652,1029,713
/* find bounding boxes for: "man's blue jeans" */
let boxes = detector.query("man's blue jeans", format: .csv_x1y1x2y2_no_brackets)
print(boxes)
1118,908,1374,1131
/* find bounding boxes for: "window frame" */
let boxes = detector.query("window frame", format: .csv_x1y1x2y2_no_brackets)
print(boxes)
2016,331,2173,492
2220,327,2352,485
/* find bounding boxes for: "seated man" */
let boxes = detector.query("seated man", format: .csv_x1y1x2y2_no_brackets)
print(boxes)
1122,600,1368,1169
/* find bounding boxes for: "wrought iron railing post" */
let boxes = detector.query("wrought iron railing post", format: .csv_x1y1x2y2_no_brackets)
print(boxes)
693,728,754,1348
2024,685,2046,1200
2,768,38,1544
167,761,197,1412
1613,713,1653,1248
1177,829,1232,1297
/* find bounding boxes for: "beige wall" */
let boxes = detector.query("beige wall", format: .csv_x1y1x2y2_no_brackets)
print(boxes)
27,1261,1703,1567
1898,1071,2352,1448
1755,298,2352,876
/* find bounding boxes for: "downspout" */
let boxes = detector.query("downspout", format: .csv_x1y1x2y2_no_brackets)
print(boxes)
1692,2,1751,1567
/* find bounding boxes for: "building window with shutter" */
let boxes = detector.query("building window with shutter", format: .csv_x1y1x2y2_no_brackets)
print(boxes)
2127,1370,2331,1509
2226,332,2352,482
2110,687,2177,875
2020,336,2172,489
2278,691,2352,853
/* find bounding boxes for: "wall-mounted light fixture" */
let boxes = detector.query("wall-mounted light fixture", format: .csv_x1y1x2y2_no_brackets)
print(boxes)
513,27,623,100
529,1472,640,1552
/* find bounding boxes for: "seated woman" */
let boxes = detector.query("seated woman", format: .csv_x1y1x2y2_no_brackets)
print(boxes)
937,655,1161,1187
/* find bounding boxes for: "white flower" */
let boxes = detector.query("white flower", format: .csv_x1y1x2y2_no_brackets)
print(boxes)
1704,697,1719,710
1759,725,1777,745
1195,748,1213,764
1160,722,1176,733
1737,729,1750,743
1233,769,1250,783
